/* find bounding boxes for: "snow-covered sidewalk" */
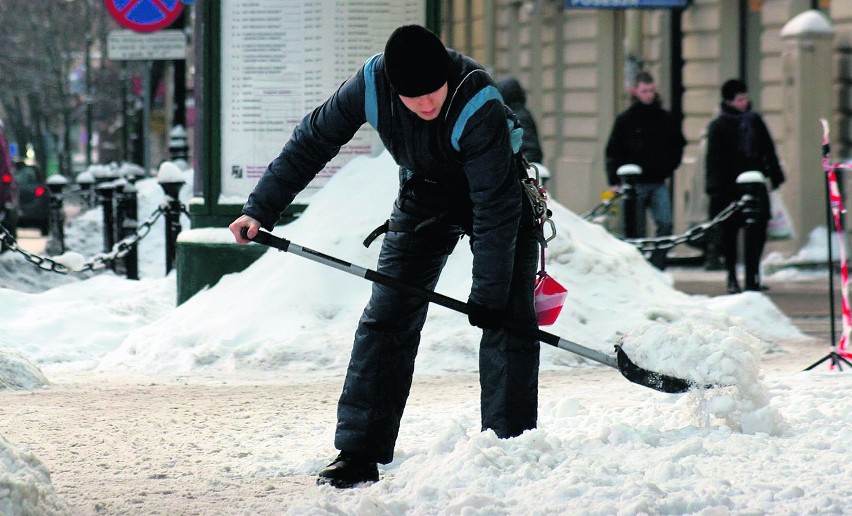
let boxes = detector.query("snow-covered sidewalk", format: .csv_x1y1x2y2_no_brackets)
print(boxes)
2,345,850,515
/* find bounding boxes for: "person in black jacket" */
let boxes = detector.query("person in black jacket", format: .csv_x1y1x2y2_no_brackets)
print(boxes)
604,71,686,270
705,79,785,293
496,77,543,164
229,25,540,488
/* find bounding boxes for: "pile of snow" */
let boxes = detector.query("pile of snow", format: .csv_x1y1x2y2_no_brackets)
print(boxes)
94,152,803,384
763,225,846,275
0,436,66,515
0,350,48,390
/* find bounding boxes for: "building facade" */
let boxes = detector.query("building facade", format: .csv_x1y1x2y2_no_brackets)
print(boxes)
439,0,847,258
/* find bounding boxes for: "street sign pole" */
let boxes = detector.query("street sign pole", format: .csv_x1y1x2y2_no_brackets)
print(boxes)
85,36,93,167
143,61,152,176
121,63,130,162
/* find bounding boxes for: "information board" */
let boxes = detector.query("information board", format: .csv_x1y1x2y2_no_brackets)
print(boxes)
219,0,423,203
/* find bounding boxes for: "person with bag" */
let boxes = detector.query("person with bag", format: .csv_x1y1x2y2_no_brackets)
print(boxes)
229,25,541,488
705,79,785,293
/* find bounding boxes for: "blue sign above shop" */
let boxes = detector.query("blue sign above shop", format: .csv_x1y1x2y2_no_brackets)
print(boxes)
565,0,689,8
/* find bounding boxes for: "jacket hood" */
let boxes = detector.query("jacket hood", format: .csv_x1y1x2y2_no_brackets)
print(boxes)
496,78,526,105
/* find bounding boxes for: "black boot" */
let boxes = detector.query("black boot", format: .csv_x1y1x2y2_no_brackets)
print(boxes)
703,243,724,271
745,282,768,292
745,272,764,291
316,451,379,488
726,275,741,294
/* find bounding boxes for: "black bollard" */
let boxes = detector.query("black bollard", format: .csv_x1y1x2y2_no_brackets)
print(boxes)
735,171,767,291
120,182,139,280
111,178,128,275
617,164,642,239
157,162,186,274
96,181,117,259
75,170,96,208
46,175,69,255
112,178,128,238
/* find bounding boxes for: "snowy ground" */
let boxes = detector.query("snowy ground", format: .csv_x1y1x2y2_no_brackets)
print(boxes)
1,153,850,515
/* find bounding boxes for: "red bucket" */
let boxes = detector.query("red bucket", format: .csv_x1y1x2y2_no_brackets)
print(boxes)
534,273,567,326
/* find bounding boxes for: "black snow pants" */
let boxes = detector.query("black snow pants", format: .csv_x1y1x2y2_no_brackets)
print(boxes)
333,200,541,464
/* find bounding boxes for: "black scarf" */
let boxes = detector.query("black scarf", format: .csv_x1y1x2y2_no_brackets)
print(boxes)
719,103,759,159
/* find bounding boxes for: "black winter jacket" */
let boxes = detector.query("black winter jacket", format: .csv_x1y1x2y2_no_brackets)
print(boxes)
242,50,524,309
604,98,686,186
705,102,785,202
496,78,543,164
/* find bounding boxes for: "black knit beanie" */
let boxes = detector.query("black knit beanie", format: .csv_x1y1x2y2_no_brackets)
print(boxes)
721,79,747,101
384,25,450,97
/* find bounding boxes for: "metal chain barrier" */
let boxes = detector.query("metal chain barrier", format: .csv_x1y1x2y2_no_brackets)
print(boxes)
624,199,745,252
0,203,180,274
4,177,742,274
582,193,747,253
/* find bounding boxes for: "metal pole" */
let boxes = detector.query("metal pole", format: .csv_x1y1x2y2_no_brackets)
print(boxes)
111,178,128,275
121,63,130,162
121,182,139,280
617,164,642,239
158,177,185,274
143,61,152,176
164,195,182,274
741,185,765,291
97,182,116,259
825,170,837,348
86,35,93,167
46,176,70,255
735,171,766,291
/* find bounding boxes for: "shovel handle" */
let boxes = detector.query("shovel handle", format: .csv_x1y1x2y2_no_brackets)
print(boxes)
240,228,612,360
241,227,287,250
239,228,700,393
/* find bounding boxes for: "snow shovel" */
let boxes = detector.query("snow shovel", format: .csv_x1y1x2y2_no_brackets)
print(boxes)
242,228,698,394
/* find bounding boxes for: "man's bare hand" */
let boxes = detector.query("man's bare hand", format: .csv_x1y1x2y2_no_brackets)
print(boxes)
229,215,261,244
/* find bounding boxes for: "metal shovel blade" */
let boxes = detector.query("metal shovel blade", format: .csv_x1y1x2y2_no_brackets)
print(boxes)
614,345,697,394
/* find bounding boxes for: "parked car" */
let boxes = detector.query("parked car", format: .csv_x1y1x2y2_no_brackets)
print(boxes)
13,160,50,235
0,125,19,251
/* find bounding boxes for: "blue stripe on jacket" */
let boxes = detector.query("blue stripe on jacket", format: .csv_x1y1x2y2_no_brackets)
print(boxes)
451,85,503,152
363,53,381,130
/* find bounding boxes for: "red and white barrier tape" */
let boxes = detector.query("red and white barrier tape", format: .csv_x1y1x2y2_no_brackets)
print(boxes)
820,119,852,367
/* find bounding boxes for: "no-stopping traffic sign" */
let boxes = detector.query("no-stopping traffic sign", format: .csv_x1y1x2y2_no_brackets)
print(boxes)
104,0,183,33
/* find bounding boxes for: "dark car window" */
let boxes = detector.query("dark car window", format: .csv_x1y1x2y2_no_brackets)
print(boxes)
15,166,38,185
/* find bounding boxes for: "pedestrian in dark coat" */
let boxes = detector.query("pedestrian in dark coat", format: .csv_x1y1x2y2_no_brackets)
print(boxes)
604,71,686,270
229,25,540,489
705,79,785,293
496,77,544,164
